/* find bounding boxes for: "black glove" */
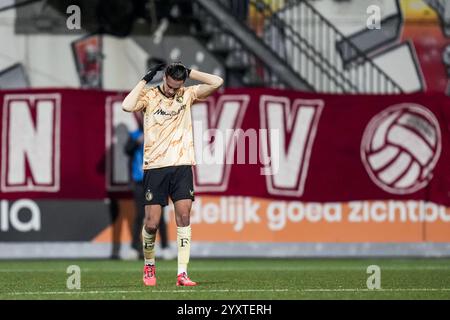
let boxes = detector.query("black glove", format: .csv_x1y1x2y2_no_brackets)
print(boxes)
142,63,166,83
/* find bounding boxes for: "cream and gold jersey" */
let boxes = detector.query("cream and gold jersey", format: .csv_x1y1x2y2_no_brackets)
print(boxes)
131,85,201,170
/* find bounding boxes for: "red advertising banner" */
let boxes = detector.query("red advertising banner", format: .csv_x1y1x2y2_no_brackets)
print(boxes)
1,88,450,243
0,90,109,199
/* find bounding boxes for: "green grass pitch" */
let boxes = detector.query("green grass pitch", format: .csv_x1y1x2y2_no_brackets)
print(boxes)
0,258,449,300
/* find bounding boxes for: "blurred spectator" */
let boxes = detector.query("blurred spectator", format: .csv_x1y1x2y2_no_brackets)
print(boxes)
124,118,174,260
229,0,249,22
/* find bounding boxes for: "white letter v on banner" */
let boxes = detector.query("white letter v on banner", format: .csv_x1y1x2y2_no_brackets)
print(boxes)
191,95,249,192
259,96,323,197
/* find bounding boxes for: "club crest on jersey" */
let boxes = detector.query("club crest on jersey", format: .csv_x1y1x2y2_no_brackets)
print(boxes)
176,95,183,103
145,190,153,201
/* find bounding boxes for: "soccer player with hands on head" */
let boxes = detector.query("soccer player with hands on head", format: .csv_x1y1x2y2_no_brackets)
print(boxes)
122,62,223,286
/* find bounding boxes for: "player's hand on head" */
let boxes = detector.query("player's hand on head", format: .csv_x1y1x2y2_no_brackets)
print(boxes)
142,63,167,83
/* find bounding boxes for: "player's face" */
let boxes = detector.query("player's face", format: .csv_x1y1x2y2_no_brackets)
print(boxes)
163,75,184,98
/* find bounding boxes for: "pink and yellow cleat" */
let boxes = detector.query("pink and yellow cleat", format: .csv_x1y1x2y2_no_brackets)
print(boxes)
143,264,156,286
176,272,197,286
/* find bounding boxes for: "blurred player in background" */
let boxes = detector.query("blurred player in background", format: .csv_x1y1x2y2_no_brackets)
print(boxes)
124,115,174,261
122,62,223,286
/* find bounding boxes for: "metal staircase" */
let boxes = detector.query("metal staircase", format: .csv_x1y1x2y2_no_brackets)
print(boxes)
191,0,403,93
191,0,311,89
191,4,281,88
260,0,403,93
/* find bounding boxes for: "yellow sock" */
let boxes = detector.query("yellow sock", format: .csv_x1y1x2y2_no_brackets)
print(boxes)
177,225,191,275
142,226,156,265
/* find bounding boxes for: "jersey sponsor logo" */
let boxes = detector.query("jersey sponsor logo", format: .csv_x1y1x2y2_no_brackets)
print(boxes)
361,103,441,194
1,94,61,192
153,104,186,117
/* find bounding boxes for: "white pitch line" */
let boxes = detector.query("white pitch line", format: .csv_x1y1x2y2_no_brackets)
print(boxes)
302,288,450,292
4,289,289,296
3,288,450,296
1,266,449,273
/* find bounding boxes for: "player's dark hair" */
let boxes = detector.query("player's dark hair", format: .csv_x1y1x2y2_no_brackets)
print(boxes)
165,62,188,81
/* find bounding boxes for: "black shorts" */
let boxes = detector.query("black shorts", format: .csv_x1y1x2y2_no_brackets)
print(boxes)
143,165,195,207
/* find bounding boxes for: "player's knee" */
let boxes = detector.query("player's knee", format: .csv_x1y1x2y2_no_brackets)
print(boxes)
144,222,159,234
177,213,190,227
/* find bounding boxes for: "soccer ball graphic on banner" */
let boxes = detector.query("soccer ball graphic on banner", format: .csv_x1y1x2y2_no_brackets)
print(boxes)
361,103,441,194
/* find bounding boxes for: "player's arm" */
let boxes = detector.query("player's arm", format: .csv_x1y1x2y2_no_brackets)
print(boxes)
188,69,224,100
122,63,166,112
122,80,147,112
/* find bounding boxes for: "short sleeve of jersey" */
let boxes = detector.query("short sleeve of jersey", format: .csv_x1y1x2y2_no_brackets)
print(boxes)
188,84,206,104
